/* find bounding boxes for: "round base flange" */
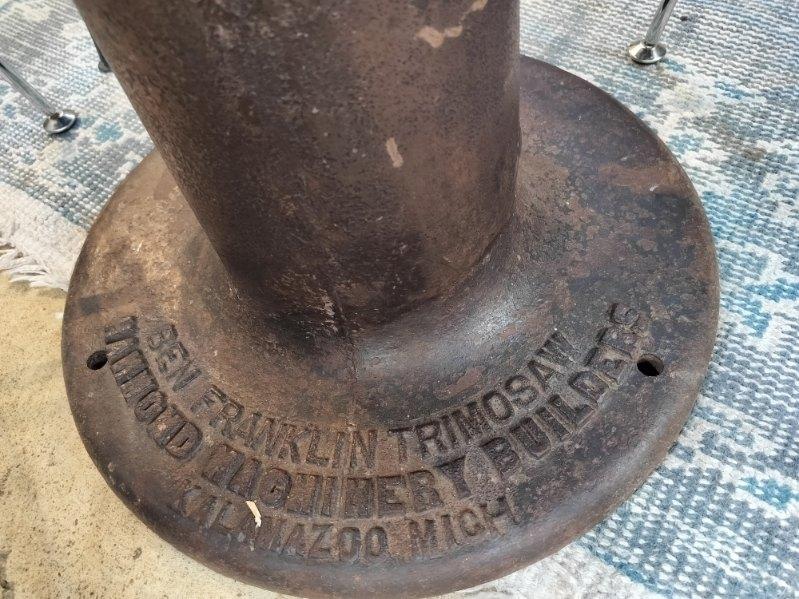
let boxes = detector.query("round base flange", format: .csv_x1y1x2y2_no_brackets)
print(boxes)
628,41,668,64
63,58,717,598
44,110,78,134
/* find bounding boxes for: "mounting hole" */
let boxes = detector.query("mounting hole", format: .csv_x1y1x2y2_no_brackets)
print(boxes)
637,354,664,377
86,350,108,370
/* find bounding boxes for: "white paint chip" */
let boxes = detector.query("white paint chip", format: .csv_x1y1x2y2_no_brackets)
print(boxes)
415,0,488,48
386,137,404,168
245,500,261,527
444,25,463,38
416,26,445,48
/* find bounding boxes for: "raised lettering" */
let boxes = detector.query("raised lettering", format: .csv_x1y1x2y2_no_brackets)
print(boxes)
585,346,628,382
337,527,361,562
228,457,261,498
535,331,575,367
407,470,443,512
111,350,148,385
376,475,407,516
150,404,188,447
306,427,331,467
408,519,437,557
504,374,537,406
482,391,514,422
610,303,641,328
145,324,176,350
510,417,550,458
599,327,638,357
258,468,292,508
282,522,307,556
547,394,593,429
309,524,333,560
389,427,411,462
104,316,138,343
457,508,484,537
452,401,490,441
134,391,167,423
364,526,389,559
569,371,609,404
119,368,158,405
481,437,520,477
349,429,377,471
165,421,202,459
202,444,245,488
415,421,447,458
436,456,471,499
343,477,374,518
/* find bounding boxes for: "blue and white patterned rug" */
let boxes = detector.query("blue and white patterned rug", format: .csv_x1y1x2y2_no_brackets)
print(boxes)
1,0,797,597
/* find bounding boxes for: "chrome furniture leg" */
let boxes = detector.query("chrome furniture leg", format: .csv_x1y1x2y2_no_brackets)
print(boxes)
628,0,679,64
0,58,78,133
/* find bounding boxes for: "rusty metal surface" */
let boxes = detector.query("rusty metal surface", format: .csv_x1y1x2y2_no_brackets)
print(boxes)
64,0,717,596
74,0,521,329
63,54,718,597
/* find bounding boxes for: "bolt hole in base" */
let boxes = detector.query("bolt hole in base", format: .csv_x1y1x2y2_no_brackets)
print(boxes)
637,354,664,376
86,350,108,370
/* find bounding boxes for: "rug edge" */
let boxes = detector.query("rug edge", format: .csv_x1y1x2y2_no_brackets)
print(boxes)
0,183,86,291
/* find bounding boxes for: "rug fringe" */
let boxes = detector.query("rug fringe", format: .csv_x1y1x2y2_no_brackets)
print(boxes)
0,227,70,290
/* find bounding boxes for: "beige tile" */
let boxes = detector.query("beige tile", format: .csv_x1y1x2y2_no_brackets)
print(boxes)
0,275,279,598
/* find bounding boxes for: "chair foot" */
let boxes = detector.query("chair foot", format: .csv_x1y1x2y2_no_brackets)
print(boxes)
628,40,667,64
93,41,111,73
43,110,78,134
0,58,79,134
628,0,678,65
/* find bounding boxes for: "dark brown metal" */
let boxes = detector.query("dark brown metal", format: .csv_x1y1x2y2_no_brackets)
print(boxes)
63,1,718,597
77,0,520,329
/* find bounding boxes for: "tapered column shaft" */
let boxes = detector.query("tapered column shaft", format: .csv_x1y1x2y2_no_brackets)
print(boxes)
76,0,521,328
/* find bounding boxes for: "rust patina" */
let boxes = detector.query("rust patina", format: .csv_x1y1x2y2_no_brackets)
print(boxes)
63,1,718,597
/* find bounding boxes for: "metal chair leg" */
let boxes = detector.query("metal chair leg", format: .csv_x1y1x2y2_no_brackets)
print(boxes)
91,34,111,73
0,58,78,133
628,0,679,64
